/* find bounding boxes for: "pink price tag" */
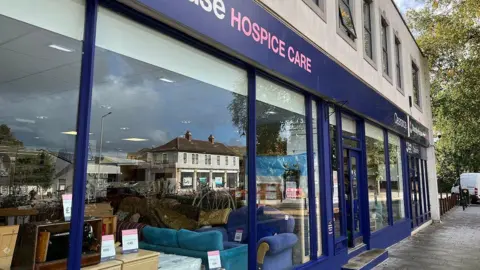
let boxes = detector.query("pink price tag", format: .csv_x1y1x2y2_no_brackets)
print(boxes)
102,235,114,241
207,250,221,269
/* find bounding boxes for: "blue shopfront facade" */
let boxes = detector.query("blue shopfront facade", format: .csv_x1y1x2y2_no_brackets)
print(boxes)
66,0,431,269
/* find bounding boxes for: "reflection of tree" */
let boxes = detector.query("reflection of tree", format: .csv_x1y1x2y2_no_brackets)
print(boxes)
228,93,301,156
0,124,23,146
14,153,55,193
366,137,386,197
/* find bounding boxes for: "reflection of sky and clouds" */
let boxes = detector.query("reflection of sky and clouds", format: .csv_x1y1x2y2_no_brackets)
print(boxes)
90,50,247,156
1,18,247,157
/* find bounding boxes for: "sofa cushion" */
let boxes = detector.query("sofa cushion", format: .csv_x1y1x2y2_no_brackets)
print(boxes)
177,229,223,252
156,207,198,230
142,226,179,247
199,208,231,226
116,221,147,243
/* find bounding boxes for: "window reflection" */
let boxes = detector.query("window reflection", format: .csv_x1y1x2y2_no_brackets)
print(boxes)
256,77,309,265
366,123,388,232
90,8,249,268
388,133,405,222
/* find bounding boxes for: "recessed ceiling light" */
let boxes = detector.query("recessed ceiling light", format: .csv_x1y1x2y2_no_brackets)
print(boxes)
159,78,175,83
265,111,277,115
16,118,35,124
34,137,40,139
120,127,130,130
62,131,93,135
181,120,191,124
122,138,149,142
49,44,74,52
36,116,48,120
105,141,111,144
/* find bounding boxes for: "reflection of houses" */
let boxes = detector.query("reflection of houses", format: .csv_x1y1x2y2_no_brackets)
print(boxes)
134,131,240,193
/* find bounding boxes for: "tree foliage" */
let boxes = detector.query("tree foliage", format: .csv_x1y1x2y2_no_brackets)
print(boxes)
407,0,480,191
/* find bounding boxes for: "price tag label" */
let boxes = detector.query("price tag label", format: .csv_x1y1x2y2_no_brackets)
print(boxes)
234,229,243,242
62,194,72,221
122,229,139,254
101,235,116,261
207,250,222,269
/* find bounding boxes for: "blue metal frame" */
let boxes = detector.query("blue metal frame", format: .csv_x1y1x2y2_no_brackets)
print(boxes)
384,129,394,226
317,100,334,257
305,96,318,260
247,68,257,270
424,160,431,218
67,0,98,269
358,119,370,248
401,139,411,223
334,108,347,251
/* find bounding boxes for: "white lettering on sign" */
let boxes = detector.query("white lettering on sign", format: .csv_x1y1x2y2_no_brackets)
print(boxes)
394,113,407,130
189,0,226,20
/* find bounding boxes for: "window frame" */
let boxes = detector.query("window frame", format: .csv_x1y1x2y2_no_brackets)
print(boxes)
183,153,188,164
394,34,404,93
225,156,229,166
217,155,220,165
411,60,422,110
362,0,376,69
380,15,392,83
303,0,326,22
162,153,168,164
336,0,357,49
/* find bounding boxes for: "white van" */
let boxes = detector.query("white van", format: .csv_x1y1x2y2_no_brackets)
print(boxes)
451,173,480,203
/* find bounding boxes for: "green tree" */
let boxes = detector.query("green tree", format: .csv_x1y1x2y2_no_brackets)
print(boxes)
0,124,23,147
407,0,480,191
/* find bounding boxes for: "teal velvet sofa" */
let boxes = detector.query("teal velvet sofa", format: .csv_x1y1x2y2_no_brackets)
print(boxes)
139,226,247,270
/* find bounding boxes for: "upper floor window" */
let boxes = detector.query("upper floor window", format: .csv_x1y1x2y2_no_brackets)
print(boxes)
217,156,220,165
162,153,168,164
225,156,229,166
233,157,236,166
363,0,373,60
381,17,390,76
208,155,212,165
412,63,421,107
205,154,208,165
307,0,325,12
183,153,187,164
395,36,403,89
339,0,356,40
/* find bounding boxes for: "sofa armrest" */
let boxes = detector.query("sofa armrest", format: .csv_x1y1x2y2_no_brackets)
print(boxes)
196,227,228,242
257,233,298,265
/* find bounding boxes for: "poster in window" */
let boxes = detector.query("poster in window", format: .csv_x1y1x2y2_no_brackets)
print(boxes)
286,181,297,199
199,177,207,184
215,177,223,186
183,177,193,187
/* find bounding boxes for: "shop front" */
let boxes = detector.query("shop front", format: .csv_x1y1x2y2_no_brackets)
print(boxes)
0,0,433,269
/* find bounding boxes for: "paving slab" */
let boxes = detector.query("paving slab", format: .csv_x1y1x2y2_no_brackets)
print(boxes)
375,204,480,270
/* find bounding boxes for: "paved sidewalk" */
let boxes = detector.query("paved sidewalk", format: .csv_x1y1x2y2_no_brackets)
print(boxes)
375,204,480,270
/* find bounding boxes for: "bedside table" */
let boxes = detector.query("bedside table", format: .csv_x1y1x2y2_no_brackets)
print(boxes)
115,249,159,270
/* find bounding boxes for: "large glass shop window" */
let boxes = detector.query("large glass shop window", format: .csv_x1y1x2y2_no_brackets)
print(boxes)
256,77,310,265
365,123,388,232
92,8,249,268
0,0,85,268
388,133,405,222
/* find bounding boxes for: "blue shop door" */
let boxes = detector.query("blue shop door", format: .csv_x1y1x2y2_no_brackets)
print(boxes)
344,150,363,248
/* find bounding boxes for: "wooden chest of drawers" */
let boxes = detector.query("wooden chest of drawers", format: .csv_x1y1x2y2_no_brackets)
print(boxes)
115,249,159,270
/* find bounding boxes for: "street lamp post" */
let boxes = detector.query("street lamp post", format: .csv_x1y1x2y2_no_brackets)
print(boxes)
95,112,112,201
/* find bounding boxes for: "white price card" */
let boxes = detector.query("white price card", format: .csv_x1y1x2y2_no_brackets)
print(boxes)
207,250,222,269
101,235,116,261
61,194,72,221
234,229,243,242
122,229,139,254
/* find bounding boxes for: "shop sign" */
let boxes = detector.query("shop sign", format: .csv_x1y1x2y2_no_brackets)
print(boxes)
408,116,429,146
406,142,421,158
128,0,411,131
